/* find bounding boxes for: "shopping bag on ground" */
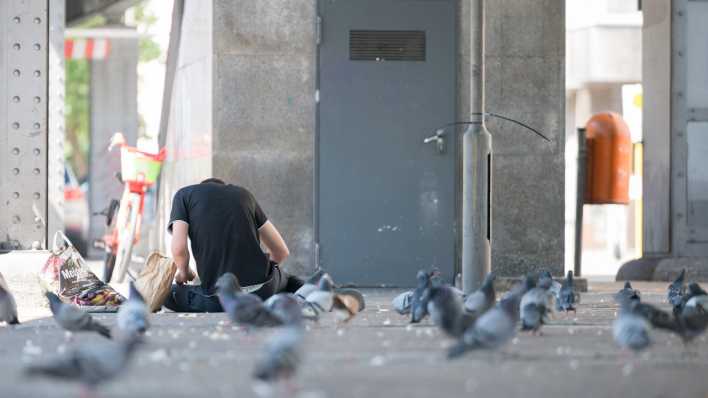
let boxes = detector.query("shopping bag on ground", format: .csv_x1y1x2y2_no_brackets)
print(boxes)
39,231,125,310
134,252,177,312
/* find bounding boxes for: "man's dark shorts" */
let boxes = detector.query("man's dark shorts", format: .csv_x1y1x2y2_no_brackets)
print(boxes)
162,264,304,313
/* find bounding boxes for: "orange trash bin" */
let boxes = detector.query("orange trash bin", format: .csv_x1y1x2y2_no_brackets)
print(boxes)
584,112,632,205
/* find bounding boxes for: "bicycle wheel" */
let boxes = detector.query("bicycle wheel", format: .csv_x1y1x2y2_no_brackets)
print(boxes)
103,252,117,283
113,194,140,283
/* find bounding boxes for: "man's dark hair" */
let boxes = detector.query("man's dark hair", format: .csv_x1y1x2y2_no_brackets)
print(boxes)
201,178,225,185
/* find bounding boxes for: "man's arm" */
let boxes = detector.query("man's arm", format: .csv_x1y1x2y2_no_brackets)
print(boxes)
259,221,290,264
171,220,195,284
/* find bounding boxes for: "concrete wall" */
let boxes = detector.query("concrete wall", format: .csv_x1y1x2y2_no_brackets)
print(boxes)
158,0,213,251
483,0,566,276
642,0,671,255
211,0,317,275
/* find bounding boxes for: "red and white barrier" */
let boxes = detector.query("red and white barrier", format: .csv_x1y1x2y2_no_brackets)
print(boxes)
64,38,111,60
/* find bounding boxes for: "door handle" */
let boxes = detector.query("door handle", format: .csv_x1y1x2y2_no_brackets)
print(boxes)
423,129,446,154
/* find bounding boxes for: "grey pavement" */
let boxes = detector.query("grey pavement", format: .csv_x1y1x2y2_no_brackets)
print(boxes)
0,262,707,397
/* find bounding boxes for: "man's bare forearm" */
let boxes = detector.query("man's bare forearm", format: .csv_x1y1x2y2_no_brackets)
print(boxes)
173,249,190,272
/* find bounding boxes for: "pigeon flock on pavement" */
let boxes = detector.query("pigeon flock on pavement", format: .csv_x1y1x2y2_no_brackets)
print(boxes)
0,268,707,396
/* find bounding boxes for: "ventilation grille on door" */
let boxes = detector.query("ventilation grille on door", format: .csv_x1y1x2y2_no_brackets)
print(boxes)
349,30,426,61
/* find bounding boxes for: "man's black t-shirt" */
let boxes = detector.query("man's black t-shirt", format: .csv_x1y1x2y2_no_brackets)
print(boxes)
168,183,270,291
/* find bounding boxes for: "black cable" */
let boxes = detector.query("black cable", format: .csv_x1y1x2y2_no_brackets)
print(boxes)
432,112,551,142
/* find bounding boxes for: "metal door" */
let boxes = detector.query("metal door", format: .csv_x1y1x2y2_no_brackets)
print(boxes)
317,0,456,286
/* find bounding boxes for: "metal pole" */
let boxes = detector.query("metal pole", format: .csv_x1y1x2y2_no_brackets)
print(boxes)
574,128,587,277
462,0,492,294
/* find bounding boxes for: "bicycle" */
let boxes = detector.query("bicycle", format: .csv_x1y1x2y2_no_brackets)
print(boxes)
94,133,166,283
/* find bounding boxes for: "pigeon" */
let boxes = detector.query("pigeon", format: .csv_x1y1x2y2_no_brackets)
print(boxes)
253,326,304,385
215,273,283,328
682,283,708,315
410,270,435,323
463,272,496,317
265,294,304,326
556,270,578,314
46,292,111,338
447,292,522,359
613,299,651,353
116,282,149,337
629,300,680,334
615,281,641,304
667,269,686,308
427,285,476,339
0,275,19,325
293,269,326,300
520,275,554,334
25,334,142,394
675,311,708,344
305,274,336,313
535,270,552,288
391,290,414,315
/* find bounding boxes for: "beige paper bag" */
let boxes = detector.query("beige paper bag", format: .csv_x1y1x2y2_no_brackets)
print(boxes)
135,252,177,312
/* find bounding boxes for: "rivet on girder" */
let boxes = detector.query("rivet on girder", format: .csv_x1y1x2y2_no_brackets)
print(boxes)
33,70,41,78
33,96,41,103
13,43,21,50
11,147,20,155
12,16,20,23
12,122,20,129
33,148,40,156
33,43,41,51
12,192,19,199
32,168,40,175
34,17,42,24
12,69,21,77
33,122,40,129
33,192,41,200
12,216,21,224
12,168,20,175
12,96,20,103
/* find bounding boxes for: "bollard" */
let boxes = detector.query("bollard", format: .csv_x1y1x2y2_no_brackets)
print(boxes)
462,122,492,293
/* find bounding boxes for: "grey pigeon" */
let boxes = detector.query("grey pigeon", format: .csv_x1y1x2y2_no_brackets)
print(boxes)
629,299,680,334
520,275,554,334
675,310,708,343
25,334,142,392
265,293,304,326
463,272,496,317
293,269,326,300
615,281,641,304
253,326,304,384
427,285,476,338
447,292,521,359
667,269,686,308
556,270,578,314
305,273,336,313
46,292,111,338
410,270,435,323
682,283,708,316
116,282,149,336
0,278,19,325
392,291,413,315
216,273,283,328
613,299,651,352
536,270,554,290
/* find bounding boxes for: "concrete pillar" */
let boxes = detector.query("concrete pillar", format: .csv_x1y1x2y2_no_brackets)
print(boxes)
87,29,139,258
164,0,564,279
0,0,64,251
462,0,566,276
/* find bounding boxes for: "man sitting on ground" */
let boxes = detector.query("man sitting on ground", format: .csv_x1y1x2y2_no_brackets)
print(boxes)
164,178,303,312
